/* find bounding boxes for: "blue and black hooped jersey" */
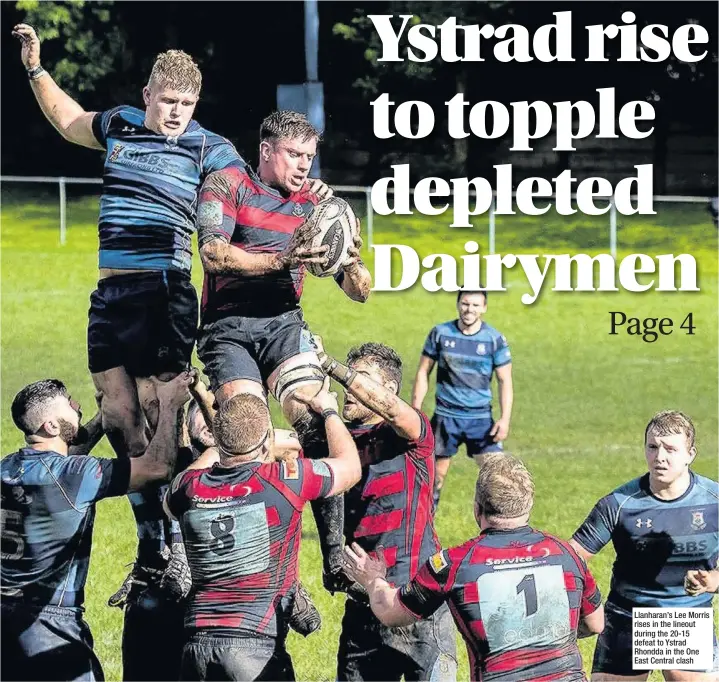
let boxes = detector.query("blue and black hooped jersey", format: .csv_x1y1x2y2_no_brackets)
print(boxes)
572,472,719,610
0,449,130,607
92,105,244,273
422,320,511,418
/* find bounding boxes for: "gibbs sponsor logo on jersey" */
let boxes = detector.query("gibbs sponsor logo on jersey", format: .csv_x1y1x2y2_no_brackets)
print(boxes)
108,142,179,175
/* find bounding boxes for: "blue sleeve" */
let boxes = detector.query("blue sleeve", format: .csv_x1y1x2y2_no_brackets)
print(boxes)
572,494,618,555
202,136,245,176
73,457,131,508
421,328,439,361
91,106,125,149
493,333,512,368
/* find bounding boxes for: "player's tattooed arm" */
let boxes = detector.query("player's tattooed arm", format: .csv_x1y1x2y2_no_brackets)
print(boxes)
13,24,103,150
318,352,423,441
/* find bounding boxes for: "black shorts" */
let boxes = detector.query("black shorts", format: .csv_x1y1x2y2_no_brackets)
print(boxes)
337,598,457,682
197,308,315,390
122,584,185,682
431,414,503,459
1,601,104,682
88,271,198,377
180,634,294,682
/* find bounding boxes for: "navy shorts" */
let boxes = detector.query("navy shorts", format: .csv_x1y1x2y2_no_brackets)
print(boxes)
197,308,315,390
337,599,457,682
88,271,197,377
1,601,104,681
593,602,719,675
180,634,294,681
431,413,503,459
122,584,185,682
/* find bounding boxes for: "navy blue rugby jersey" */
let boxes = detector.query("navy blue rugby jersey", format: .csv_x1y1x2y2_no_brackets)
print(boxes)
92,105,244,273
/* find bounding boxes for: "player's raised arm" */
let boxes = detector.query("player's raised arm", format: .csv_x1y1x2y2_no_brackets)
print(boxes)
13,24,102,150
317,343,422,441
127,373,192,490
293,377,361,495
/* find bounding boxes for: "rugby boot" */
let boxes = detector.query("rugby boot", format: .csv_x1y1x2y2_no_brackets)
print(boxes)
288,582,322,637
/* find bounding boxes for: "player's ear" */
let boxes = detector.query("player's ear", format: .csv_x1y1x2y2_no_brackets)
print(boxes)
41,418,60,437
259,140,272,163
386,379,399,395
142,86,151,107
688,446,697,465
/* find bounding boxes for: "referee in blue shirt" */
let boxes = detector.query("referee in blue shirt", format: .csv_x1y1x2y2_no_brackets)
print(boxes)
412,291,513,508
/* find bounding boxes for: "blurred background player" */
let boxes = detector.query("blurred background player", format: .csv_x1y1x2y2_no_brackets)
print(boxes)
1,374,191,682
344,453,605,682
316,341,457,681
196,110,372,590
412,291,513,508
12,23,248,615
165,379,361,681
570,411,719,682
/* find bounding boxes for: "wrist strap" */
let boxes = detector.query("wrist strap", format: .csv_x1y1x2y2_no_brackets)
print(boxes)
27,65,46,81
321,408,339,421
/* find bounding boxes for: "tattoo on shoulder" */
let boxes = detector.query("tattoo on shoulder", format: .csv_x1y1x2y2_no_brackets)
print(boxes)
203,171,237,204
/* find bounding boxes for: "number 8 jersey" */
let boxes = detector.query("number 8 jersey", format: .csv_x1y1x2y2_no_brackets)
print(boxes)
398,526,602,682
166,457,334,638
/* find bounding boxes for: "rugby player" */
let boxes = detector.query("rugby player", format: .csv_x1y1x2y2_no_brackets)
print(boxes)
344,453,605,682
570,411,719,682
1,373,191,682
165,378,361,681
412,291,513,508
196,110,372,589
314,341,458,681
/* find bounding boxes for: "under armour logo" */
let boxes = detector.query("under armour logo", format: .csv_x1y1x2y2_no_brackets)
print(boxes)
636,518,652,528
443,340,456,348
121,126,135,133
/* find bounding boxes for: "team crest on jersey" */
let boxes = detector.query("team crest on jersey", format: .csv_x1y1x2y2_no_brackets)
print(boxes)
292,203,305,218
691,511,706,531
429,550,448,574
282,460,299,480
108,144,124,163
476,343,487,355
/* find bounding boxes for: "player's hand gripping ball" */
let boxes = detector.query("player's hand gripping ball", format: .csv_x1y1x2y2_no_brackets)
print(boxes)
303,197,357,278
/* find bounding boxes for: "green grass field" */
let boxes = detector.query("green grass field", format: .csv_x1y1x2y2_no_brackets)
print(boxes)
1,187,717,681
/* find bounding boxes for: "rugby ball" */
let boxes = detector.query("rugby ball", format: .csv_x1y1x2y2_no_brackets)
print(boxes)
304,197,356,278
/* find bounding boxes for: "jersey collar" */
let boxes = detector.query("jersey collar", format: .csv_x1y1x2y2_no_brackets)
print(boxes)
454,320,485,337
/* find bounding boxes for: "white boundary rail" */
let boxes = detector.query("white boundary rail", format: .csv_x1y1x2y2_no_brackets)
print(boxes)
1,175,713,256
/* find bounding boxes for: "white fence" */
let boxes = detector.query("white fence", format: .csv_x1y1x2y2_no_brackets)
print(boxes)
1,175,713,256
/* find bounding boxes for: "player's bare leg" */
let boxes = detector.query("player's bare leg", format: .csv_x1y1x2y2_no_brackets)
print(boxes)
135,372,181,433
664,671,719,682
214,378,267,404
92,367,148,458
269,353,346,593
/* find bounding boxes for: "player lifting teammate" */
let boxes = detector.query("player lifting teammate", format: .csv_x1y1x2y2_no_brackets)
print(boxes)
315,341,458,681
196,110,372,589
344,453,605,682
165,379,361,681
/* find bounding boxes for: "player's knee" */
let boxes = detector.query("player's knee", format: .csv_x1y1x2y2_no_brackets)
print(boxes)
269,353,324,409
215,379,266,406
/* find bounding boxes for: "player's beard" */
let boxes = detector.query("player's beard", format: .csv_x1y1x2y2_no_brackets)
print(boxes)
342,399,372,424
58,417,89,447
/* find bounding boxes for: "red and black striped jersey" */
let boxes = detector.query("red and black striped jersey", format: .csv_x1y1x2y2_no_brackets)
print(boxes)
345,412,440,587
166,458,333,638
197,166,321,319
399,527,602,682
